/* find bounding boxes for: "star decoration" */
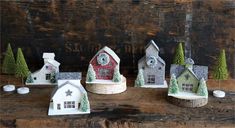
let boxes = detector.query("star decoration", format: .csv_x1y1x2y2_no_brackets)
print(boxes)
184,74,190,80
65,89,72,96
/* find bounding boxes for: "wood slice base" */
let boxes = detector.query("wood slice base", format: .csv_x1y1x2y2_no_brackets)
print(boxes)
86,76,127,94
167,96,208,107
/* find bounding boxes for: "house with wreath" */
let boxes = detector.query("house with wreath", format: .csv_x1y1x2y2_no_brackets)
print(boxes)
26,53,60,85
86,46,126,94
135,40,167,88
48,72,90,115
87,46,121,82
170,58,208,93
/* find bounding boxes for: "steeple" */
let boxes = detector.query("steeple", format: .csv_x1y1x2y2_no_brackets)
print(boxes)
185,58,194,70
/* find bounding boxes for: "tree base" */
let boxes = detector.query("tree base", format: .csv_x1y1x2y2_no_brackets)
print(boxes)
17,87,30,94
213,90,225,98
86,76,126,94
3,84,15,92
167,96,208,107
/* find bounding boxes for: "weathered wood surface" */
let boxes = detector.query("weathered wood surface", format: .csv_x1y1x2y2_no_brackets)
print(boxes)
1,0,235,78
0,75,235,128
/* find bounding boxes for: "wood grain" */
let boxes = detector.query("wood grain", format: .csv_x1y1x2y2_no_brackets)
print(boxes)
0,75,234,128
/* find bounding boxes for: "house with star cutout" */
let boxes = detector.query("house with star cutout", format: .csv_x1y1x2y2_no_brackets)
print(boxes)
48,72,90,115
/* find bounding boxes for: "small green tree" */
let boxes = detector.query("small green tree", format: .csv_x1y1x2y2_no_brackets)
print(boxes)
86,64,96,82
168,74,179,94
50,72,56,83
212,49,229,89
112,66,121,82
25,72,34,83
173,42,185,65
2,43,16,75
135,69,144,87
15,48,30,85
80,94,89,112
197,78,208,97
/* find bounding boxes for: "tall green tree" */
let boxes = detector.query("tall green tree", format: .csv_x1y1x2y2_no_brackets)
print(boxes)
197,78,208,97
168,74,179,94
80,94,89,112
173,42,185,65
2,43,16,74
86,64,96,82
15,48,30,85
213,49,229,80
212,49,229,89
112,66,121,82
135,69,144,87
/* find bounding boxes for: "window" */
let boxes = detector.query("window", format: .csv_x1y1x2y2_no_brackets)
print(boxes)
182,84,193,92
57,104,61,110
46,74,51,80
147,75,155,84
184,74,190,80
34,77,37,80
99,69,110,78
64,101,75,108
158,67,162,70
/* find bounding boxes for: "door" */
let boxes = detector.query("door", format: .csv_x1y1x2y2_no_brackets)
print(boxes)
147,75,155,85
98,68,112,79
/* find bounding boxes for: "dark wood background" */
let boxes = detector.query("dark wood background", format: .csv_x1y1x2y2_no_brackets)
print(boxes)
1,0,235,78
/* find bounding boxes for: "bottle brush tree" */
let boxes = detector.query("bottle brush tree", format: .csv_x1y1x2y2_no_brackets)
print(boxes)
212,49,229,89
2,43,16,83
112,66,121,82
80,94,89,112
197,78,208,97
15,48,30,85
173,42,185,65
135,69,144,87
168,74,179,94
50,72,56,83
25,72,34,83
86,64,96,82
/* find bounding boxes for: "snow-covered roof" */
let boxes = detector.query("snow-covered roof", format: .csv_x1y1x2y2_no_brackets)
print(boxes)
179,68,200,80
145,40,159,51
90,46,120,64
50,81,86,99
157,56,166,65
56,72,81,80
47,59,60,67
43,53,55,59
170,64,208,80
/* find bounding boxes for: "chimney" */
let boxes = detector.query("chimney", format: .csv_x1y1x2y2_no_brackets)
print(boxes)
42,53,55,64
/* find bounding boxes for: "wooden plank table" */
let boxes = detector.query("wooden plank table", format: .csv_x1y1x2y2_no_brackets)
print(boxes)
0,75,235,128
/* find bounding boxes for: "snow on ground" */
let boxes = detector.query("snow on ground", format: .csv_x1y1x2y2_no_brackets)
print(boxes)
86,75,123,84
168,92,207,99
